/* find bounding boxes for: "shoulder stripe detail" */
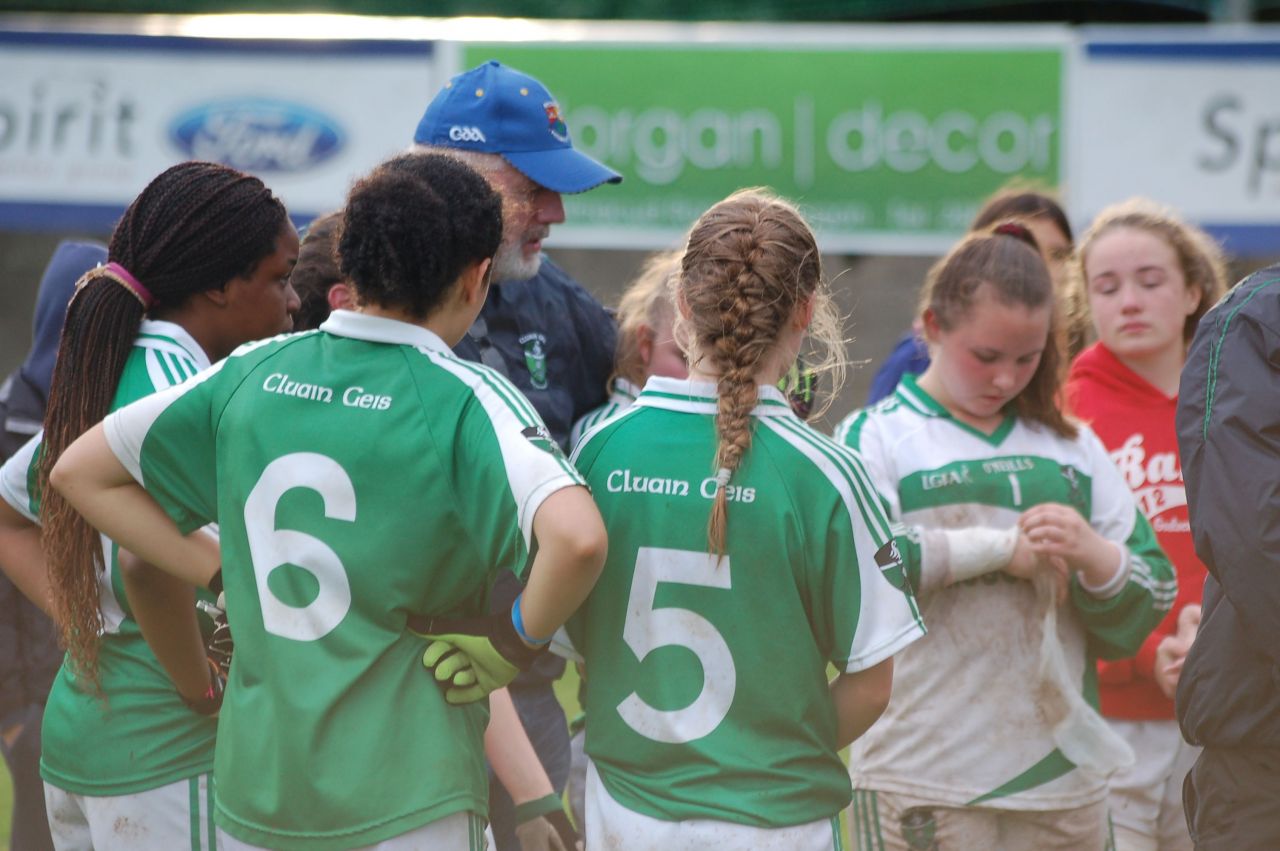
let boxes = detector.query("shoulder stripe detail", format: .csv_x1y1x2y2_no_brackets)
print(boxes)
431,352,541,429
135,335,203,366
426,352,577,480
145,348,177,390
569,404,645,465
764,416,891,542
1204,275,1280,440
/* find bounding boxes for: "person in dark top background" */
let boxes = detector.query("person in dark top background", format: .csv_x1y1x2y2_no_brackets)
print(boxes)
1176,263,1280,850
0,239,107,851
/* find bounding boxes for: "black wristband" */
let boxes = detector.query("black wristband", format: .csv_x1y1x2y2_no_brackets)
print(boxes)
493,610,548,671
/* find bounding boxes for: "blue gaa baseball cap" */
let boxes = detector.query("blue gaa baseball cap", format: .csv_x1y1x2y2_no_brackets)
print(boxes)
414,60,622,195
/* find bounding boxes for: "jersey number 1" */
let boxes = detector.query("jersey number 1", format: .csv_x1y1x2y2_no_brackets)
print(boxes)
244,453,355,641
617,547,737,744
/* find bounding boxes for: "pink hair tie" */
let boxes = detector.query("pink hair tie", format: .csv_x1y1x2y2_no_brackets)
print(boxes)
104,262,156,310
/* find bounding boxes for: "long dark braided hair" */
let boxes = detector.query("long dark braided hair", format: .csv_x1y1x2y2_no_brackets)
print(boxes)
40,160,287,689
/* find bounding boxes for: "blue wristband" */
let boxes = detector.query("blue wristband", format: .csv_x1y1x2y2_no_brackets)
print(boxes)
511,593,552,646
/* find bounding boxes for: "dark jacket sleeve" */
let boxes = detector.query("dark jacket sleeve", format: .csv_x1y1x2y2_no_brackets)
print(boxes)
1176,269,1280,747
1177,287,1280,666
557,265,616,420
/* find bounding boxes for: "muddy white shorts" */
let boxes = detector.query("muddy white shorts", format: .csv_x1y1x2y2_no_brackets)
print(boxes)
45,773,216,851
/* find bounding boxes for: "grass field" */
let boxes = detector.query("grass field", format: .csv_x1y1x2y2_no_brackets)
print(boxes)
0,760,11,851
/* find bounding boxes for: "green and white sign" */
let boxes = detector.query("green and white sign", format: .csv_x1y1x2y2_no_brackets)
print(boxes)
464,41,1064,253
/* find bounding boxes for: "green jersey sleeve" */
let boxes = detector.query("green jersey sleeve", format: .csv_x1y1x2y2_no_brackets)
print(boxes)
0,432,41,522
103,362,226,534
428,354,586,580
1071,425,1177,660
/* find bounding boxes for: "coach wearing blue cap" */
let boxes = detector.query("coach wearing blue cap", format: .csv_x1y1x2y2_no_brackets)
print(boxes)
414,60,619,850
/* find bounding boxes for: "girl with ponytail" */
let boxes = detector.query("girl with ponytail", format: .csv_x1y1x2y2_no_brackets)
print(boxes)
559,188,925,850
0,160,298,848
835,223,1177,849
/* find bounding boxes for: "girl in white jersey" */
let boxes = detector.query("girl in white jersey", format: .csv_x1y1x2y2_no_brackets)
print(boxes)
0,161,300,850
564,189,925,850
837,223,1175,850
45,153,607,850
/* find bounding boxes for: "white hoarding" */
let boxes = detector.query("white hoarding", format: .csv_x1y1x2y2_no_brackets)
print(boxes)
0,30,442,229
1072,35,1280,255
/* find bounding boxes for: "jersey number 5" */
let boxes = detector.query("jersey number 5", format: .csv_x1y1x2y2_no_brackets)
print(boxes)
244,453,355,641
617,547,736,744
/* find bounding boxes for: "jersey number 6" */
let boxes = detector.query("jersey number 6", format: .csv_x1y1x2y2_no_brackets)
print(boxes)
244,452,355,641
617,547,736,744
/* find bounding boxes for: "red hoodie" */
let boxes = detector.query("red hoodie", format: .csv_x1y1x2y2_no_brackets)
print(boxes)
1067,342,1206,720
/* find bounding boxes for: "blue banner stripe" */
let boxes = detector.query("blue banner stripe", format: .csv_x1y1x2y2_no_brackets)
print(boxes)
1086,41,1280,61
0,29,434,57
0,201,326,235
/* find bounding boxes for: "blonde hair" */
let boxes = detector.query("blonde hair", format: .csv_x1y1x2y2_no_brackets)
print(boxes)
676,188,845,555
613,251,680,387
1067,198,1228,348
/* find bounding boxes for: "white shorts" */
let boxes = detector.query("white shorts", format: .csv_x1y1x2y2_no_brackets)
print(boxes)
217,811,490,851
848,788,1109,851
1106,718,1198,851
585,761,843,850
45,773,217,851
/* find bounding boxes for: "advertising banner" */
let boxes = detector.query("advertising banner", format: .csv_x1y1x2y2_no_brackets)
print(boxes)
0,30,439,230
1071,36,1280,255
464,39,1065,253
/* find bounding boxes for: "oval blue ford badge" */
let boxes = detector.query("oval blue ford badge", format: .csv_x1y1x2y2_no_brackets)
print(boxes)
169,99,344,173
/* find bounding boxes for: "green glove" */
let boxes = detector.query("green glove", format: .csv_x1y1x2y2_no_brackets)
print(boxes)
411,610,546,705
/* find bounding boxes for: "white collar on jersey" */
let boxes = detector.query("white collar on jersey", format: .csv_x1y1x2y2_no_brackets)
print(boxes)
612,377,643,401
318,310,452,354
137,319,211,371
635,376,793,417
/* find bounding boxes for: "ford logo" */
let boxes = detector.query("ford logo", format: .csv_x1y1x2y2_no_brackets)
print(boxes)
169,99,344,173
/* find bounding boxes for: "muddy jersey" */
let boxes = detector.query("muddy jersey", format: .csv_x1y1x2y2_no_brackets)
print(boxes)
835,375,1175,810
0,320,220,796
560,376,925,828
101,310,584,850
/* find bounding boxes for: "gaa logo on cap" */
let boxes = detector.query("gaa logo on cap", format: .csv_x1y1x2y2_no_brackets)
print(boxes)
544,102,569,143
448,125,487,143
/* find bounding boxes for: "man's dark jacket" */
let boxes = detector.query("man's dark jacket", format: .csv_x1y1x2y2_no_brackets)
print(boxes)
1176,263,1280,749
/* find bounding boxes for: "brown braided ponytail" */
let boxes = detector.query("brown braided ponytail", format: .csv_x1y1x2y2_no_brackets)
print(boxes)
39,161,287,690
677,189,840,556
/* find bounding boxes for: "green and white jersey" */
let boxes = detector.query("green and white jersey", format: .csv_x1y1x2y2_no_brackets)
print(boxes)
568,378,640,449
0,320,219,796
560,376,925,828
835,375,1175,811
101,310,584,851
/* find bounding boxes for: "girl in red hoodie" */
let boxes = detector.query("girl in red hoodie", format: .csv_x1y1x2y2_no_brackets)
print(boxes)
1065,199,1227,851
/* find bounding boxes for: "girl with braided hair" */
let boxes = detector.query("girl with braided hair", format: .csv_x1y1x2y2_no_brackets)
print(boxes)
556,189,924,850
0,160,298,849
835,224,1175,849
